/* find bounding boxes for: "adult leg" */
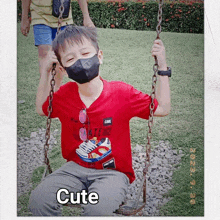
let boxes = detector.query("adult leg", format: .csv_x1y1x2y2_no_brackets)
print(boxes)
33,24,63,78
83,169,129,216
28,162,86,216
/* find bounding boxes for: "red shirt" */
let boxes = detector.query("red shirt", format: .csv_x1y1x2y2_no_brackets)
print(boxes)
42,78,158,183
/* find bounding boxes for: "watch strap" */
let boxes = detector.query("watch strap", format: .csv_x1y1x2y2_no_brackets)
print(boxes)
158,67,171,77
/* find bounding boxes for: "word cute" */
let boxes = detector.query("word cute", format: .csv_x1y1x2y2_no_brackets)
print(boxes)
56,188,99,205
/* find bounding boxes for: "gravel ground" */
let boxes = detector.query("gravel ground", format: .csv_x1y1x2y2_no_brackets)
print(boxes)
126,141,184,216
17,129,184,216
17,128,59,197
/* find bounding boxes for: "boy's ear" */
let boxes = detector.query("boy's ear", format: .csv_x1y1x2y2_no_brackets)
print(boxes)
98,50,103,64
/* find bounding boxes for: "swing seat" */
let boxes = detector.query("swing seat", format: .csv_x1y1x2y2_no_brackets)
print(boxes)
114,200,146,216
64,200,146,216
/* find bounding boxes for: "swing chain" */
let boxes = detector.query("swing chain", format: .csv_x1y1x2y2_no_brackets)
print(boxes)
117,1,164,215
143,0,164,203
43,63,56,176
145,0,163,173
43,0,65,178
57,0,65,33
156,0,163,40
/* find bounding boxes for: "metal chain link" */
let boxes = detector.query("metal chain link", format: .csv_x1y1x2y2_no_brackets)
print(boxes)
156,0,163,40
42,0,65,180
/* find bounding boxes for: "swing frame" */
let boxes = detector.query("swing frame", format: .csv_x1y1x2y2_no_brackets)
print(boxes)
41,0,164,216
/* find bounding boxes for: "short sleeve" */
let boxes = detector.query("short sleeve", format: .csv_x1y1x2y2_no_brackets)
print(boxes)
42,82,72,118
42,92,61,118
129,86,158,120
42,82,77,118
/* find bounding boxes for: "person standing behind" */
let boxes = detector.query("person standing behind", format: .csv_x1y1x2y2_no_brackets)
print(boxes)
20,0,95,78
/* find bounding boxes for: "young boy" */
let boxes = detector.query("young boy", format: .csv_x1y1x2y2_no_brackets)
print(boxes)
29,25,171,216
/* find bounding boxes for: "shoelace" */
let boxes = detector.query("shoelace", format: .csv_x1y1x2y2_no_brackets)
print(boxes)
79,141,97,153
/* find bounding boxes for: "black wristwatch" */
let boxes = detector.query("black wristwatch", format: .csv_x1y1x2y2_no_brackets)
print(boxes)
158,67,171,77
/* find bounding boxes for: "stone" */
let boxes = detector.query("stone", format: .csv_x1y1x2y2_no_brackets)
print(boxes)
173,150,178,155
133,156,139,162
165,153,172,159
135,144,143,152
30,132,37,138
18,100,25,104
139,153,146,158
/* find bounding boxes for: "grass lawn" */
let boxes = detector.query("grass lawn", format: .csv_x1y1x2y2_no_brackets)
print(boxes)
17,23,204,216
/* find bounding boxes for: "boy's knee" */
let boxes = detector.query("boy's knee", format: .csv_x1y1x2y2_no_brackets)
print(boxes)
28,188,43,214
28,186,61,216
28,187,48,210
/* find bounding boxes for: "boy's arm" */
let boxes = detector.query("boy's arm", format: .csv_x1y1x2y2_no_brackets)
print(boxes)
36,51,64,116
21,0,31,36
77,0,95,27
151,39,171,117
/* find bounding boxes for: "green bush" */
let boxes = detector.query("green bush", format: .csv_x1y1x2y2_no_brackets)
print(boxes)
17,0,204,33
162,2,204,33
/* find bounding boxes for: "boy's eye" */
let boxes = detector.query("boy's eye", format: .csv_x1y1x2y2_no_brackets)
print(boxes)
82,52,89,56
67,58,74,62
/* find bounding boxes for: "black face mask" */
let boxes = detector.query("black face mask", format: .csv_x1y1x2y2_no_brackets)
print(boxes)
65,54,100,84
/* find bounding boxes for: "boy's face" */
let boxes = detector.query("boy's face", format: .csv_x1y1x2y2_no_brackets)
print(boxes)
60,37,103,68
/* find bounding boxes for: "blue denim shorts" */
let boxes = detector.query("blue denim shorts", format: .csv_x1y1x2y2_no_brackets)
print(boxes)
33,24,66,46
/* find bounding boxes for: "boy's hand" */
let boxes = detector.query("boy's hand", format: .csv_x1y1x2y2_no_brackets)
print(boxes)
45,51,67,79
151,39,167,70
45,50,59,73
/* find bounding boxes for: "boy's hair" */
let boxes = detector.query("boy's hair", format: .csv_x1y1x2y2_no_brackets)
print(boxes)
52,25,99,66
